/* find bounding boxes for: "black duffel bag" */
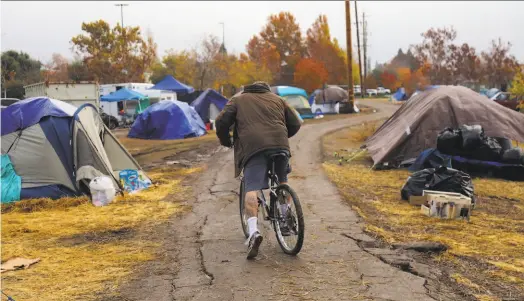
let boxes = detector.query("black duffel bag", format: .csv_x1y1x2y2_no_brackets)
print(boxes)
401,166,475,203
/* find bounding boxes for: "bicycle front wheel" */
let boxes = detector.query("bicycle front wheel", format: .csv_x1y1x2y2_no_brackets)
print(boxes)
272,184,304,255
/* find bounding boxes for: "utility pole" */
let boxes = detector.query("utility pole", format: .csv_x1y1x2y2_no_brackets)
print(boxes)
362,12,368,83
354,1,364,99
115,4,128,27
344,0,354,104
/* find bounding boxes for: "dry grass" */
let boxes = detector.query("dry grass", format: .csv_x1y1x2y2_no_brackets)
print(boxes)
322,125,524,299
1,159,204,300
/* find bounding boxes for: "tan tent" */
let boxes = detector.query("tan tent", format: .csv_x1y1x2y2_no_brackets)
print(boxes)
364,86,524,165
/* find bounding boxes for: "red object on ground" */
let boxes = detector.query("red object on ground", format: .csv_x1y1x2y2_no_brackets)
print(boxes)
206,123,211,131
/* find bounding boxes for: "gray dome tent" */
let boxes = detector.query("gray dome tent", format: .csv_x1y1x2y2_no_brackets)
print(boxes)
364,86,524,166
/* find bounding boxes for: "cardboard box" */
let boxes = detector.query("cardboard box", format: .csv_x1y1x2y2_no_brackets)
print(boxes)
409,195,429,206
419,190,473,221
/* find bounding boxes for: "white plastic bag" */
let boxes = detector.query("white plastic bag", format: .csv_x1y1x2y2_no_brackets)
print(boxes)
89,176,116,207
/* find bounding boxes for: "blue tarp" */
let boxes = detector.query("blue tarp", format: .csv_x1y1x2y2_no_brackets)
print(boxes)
1,154,21,203
392,88,407,101
191,88,228,122
128,100,206,140
150,75,195,94
272,86,308,98
100,88,147,102
1,97,76,136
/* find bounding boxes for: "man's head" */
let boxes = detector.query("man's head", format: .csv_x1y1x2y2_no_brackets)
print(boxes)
252,81,270,90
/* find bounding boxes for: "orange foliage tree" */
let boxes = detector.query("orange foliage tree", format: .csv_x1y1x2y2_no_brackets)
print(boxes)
306,15,347,84
293,58,328,93
247,12,306,85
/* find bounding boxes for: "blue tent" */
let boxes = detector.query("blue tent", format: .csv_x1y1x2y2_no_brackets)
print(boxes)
149,75,194,94
190,88,228,122
391,87,407,101
128,100,206,140
100,88,150,113
271,86,308,98
1,97,145,201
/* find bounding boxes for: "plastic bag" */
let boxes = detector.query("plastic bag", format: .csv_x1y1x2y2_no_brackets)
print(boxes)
436,128,462,155
502,147,524,164
89,176,116,207
471,137,503,161
495,137,513,153
401,166,475,203
460,124,484,150
1,154,21,203
119,169,151,193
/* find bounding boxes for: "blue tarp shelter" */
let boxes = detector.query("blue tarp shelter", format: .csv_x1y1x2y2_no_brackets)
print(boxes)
271,86,314,118
1,97,145,201
128,100,206,140
190,88,228,122
391,87,407,101
271,86,308,98
149,75,194,94
100,88,150,113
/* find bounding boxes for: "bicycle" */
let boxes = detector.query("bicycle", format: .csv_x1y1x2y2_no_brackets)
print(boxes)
239,152,305,255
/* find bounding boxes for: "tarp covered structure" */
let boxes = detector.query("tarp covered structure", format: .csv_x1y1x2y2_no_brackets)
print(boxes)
190,88,228,122
100,87,150,113
150,75,194,94
308,86,348,105
364,86,524,166
1,97,146,201
128,100,206,140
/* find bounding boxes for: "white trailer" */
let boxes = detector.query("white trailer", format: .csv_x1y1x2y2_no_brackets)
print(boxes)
24,81,100,108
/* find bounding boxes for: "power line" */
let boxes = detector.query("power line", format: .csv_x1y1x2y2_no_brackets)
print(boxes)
362,12,369,82
354,0,364,98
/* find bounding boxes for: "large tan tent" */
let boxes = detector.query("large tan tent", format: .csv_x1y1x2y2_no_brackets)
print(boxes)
364,86,524,166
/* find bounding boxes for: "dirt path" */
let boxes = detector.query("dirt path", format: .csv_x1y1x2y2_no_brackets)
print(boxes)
117,100,452,301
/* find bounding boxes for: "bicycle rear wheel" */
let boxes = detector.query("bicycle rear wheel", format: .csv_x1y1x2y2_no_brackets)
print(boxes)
272,184,304,255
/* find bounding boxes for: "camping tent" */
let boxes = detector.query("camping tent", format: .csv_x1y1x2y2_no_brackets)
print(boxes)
1,97,146,202
391,87,407,101
190,88,228,122
271,86,313,118
308,86,349,114
128,100,206,140
364,86,524,166
150,75,194,94
100,87,150,114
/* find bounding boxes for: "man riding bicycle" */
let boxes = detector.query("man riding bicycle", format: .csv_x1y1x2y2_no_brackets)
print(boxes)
215,81,302,259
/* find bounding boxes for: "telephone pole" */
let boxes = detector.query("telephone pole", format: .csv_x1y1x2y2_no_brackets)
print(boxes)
354,1,364,98
362,12,369,82
345,0,354,103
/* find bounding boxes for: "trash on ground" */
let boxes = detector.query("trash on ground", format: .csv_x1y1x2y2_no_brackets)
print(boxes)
401,166,475,203
89,176,116,207
1,258,41,273
419,190,473,221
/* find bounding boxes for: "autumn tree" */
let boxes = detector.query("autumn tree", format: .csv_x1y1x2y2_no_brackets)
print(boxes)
510,70,524,96
68,59,93,82
150,50,197,85
380,71,397,90
293,58,328,93
247,12,306,85
71,20,157,84
449,43,481,85
411,27,457,84
306,15,347,84
42,53,70,82
481,38,520,89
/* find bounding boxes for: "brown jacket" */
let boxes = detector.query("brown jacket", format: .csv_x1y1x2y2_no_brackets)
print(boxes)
215,89,302,177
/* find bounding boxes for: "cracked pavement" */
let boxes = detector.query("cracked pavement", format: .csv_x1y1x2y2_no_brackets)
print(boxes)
117,100,458,301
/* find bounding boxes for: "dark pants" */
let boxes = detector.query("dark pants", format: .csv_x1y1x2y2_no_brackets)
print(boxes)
243,150,290,192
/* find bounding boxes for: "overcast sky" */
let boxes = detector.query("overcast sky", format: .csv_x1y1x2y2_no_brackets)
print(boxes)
2,1,523,66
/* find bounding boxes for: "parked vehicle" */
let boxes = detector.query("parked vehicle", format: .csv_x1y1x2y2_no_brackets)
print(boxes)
354,85,362,95
366,89,378,97
377,87,391,94
490,92,521,111
1,98,20,109
24,81,100,108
